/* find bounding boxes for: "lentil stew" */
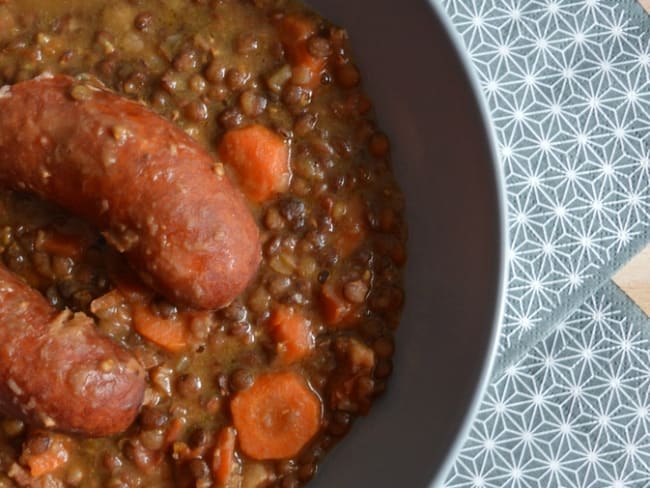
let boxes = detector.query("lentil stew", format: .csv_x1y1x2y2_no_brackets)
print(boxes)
0,0,406,486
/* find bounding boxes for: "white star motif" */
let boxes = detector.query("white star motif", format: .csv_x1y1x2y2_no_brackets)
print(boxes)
498,43,511,58
509,7,522,20
438,0,650,485
485,79,499,93
546,1,560,15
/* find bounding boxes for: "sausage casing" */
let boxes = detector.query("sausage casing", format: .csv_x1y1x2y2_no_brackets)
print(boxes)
0,264,145,436
0,74,261,309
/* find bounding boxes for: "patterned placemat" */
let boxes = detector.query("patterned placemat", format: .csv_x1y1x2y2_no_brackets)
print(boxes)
444,282,650,488
435,0,650,486
438,0,650,371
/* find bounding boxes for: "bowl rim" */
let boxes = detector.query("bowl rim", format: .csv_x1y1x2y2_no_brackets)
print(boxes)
425,1,509,486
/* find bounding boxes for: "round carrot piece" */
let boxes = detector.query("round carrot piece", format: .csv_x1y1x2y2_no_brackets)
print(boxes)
218,124,290,203
230,371,321,460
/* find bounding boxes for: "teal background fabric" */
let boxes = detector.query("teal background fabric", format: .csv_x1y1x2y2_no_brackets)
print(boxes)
436,0,650,486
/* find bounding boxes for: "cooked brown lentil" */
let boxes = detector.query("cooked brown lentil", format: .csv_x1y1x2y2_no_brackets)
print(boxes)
0,0,405,486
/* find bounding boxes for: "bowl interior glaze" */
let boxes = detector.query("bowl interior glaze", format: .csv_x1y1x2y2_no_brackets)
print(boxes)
307,1,505,486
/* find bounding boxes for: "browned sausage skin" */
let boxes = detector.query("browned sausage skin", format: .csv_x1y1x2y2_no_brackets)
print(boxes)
0,73,261,310
0,264,145,436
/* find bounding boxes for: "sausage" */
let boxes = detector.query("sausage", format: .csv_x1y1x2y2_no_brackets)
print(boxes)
0,263,145,436
0,73,261,310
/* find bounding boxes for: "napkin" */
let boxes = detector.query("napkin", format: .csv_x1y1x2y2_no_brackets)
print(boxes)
437,0,650,485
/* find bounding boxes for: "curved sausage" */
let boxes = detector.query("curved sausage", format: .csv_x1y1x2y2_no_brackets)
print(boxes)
0,264,145,436
0,74,261,310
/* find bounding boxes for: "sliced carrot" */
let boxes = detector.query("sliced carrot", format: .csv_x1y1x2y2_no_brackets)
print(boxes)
20,433,70,478
276,14,326,89
331,195,368,259
218,124,290,203
164,417,185,447
212,426,237,486
320,282,351,326
320,282,362,328
35,229,87,258
267,305,314,365
230,371,321,460
131,303,190,352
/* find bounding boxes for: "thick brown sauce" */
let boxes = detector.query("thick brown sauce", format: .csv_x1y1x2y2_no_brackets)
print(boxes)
0,1,405,487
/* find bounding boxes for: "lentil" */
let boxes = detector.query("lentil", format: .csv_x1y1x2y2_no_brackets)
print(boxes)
225,67,250,91
218,106,245,129
188,428,209,449
134,12,153,31
139,406,168,430
204,60,225,83
229,368,254,392
188,73,207,94
183,99,209,122
175,374,202,398
235,33,260,55
240,89,268,117
173,49,199,73
189,458,210,479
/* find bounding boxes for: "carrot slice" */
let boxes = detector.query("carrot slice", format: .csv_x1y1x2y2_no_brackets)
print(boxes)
218,124,290,203
320,282,362,328
230,372,321,460
131,304,190,352
276,14,326,88
20,433,70,478
212,426,237,486
267,306,314,365
164,417,185,447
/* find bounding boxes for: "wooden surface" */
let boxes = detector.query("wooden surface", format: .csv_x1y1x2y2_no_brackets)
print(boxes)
640,0,650,14
617,4,650,312
613,245,650,316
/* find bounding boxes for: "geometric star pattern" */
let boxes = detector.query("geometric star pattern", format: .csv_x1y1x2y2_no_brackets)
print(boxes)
436,0,650,485
438,0,650,360
444,283,650,487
